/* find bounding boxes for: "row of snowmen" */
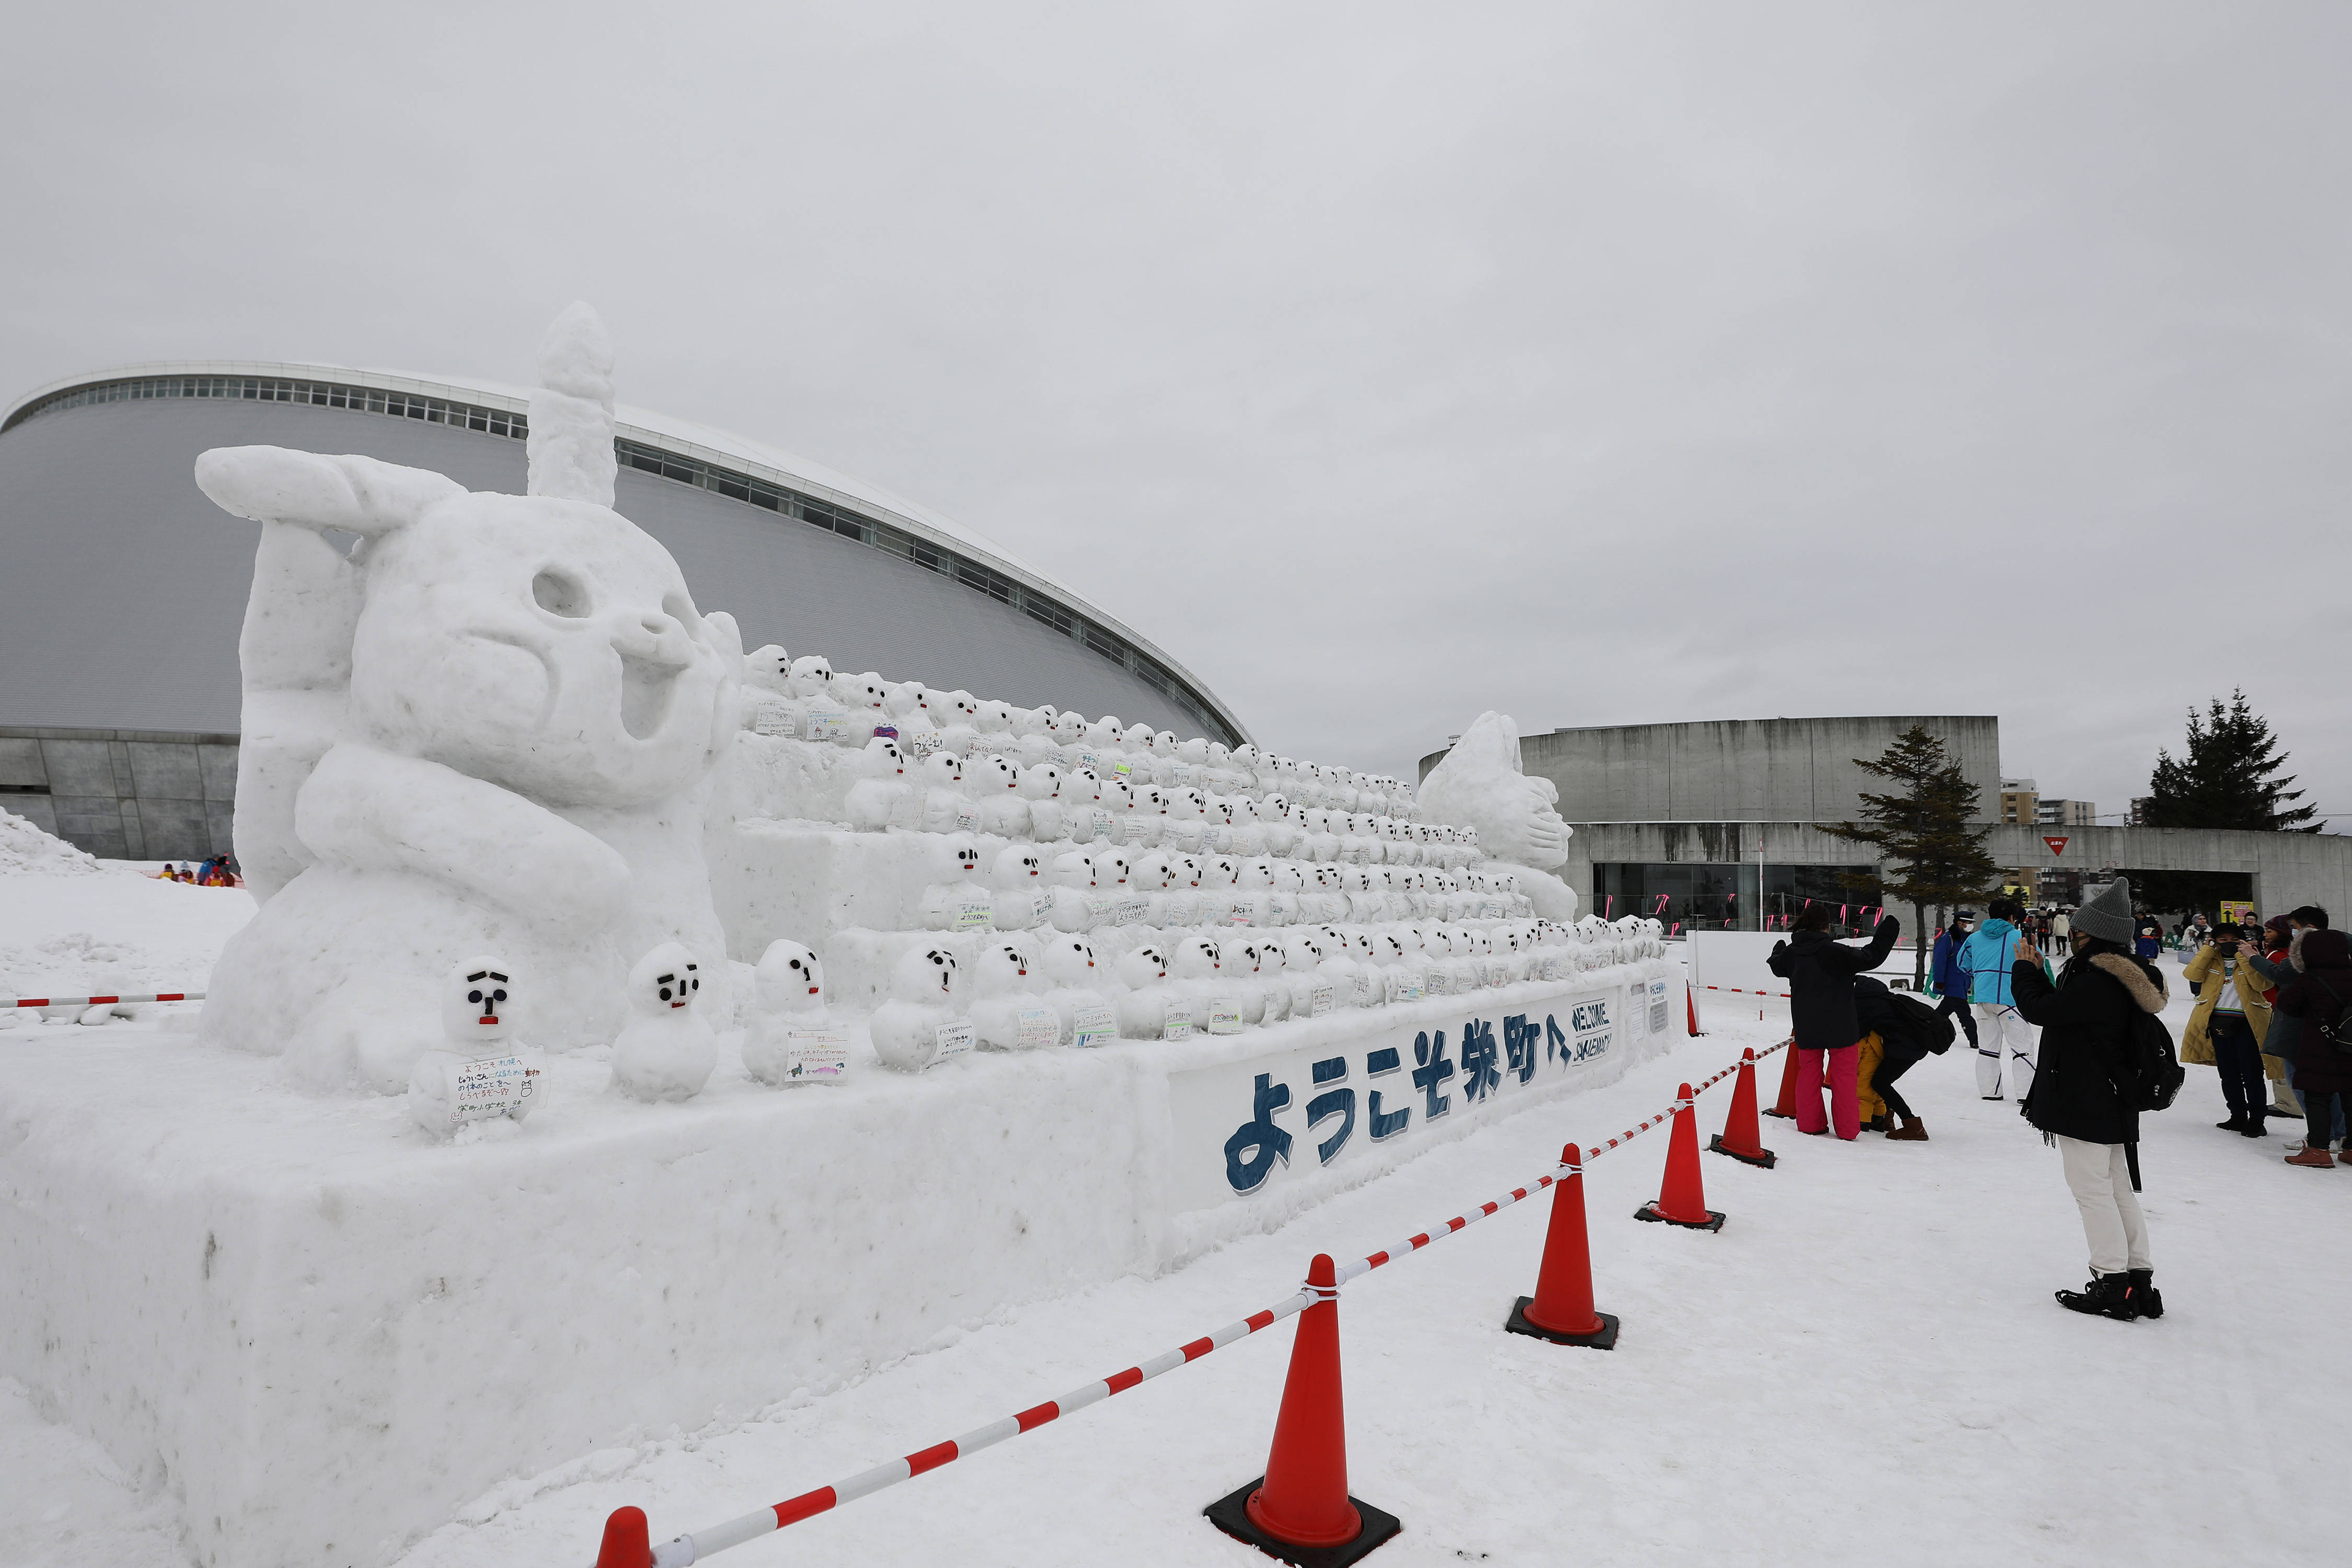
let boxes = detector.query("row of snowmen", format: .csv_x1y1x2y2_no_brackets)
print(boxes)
745,648,1432,848
866,914,1667,1071
410,911,1666,1132
918,839,1529,934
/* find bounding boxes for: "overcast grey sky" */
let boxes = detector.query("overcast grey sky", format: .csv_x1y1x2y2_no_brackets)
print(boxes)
5,2,2345,822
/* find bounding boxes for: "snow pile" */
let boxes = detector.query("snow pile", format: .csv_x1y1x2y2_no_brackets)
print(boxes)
0,808,108,877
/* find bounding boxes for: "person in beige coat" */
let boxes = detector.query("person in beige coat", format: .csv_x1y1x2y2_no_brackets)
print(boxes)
2183,925,2278,1134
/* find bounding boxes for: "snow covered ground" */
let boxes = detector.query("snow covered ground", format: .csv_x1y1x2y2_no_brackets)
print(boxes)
3,860,2342,1567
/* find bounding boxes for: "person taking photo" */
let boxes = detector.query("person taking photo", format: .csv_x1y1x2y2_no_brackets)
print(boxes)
2011,878,2170,1321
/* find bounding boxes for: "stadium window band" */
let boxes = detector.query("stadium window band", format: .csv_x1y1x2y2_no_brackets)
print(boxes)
10,376,1235,744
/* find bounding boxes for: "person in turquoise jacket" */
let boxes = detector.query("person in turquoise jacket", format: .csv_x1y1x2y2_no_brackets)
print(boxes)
1958,898,2040,1100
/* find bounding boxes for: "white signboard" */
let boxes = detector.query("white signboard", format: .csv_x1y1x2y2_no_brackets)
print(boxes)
1014,1005,1060,1051
1070,1001,1115,1048
1166,984,1631,1210
443,1052,540,1124
784,1029,848,1082
930,1019,975,1067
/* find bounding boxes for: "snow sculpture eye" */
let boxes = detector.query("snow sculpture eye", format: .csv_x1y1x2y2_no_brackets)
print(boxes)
531,569,593,617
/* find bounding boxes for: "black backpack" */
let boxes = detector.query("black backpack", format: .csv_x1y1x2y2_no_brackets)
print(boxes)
2117,1005,2185,1113
1887,989,1956,1054
2308,973,2352,1055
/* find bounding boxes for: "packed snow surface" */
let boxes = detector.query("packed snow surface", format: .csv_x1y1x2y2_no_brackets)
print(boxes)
4,879,2339,1565
0,806,108,878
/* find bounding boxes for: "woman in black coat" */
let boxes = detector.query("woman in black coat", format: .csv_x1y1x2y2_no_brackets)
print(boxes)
2010,894,2170,1322
2274,928,2352,1168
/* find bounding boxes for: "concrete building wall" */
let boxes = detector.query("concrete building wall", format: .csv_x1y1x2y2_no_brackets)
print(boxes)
1422,716,2003,825
0,727,238,860
1558,819,2352,925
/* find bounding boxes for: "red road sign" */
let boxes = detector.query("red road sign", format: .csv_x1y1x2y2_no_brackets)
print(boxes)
2043,836,2069,857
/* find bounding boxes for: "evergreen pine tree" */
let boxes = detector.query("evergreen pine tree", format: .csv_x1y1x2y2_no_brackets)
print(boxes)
2142,690,2320,833
1824,725,2001,988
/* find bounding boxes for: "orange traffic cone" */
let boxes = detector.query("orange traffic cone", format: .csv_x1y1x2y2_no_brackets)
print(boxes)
1634,1083,1726,1231
1708,1048,1778,1169
1205,1253,1402,1565
1686,984,1702,1036
1761,1036,1801,1120
594,1507,650,1568
1505,1143,1619,1349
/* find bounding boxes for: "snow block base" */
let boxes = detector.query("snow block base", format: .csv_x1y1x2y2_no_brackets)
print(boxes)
1504,1296,1620,1350
1707,1134,1778,1169
1205,1478,1403,1566
1634,1203,1727,1232
1,962,1677,1567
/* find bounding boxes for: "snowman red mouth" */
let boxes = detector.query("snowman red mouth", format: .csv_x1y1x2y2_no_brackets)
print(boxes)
670,1000,686,1009
479,1015,499,1025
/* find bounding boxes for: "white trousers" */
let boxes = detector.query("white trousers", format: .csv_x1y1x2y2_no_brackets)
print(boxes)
2057,1135,2151,1275
1973,1003,2037,1099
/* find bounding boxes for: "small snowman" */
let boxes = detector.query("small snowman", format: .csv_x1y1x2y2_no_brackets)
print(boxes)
970,935,1059,1051
845,735,914,831
742,644,801,735
1039,931,1111,1046
1114,942,1178,1040
1019,759,1069,841
870,944,969,1071
970,754,1031,837
610,942,718,1102
919,836,991,931
989,843,1049,929
742,940,845,1086
788,654,836,702
407,955,545,1135
1276,932,1329,1017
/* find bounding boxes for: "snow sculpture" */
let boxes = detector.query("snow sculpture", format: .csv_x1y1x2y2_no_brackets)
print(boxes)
192,303,742,1092
742,939,839,1087
1114,942,1177,1040
870,944,967,1071
610,942,718,1102
1414,711,1578,923
969,936,1059,1052
406,955,544,1134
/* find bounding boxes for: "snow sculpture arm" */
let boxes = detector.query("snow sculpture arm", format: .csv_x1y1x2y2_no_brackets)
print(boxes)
194,446,468,903
294,743,630,934
1414,711,1570,870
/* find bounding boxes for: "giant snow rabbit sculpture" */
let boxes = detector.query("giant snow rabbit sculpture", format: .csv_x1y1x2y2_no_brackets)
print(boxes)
1414,711,1579,923
192,303,744,1091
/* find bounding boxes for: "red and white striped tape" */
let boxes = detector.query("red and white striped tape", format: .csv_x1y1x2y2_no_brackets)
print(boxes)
10,992,203,1008
643,1283,1323,1565
1701,985,1791,999
620,1035,1795,1567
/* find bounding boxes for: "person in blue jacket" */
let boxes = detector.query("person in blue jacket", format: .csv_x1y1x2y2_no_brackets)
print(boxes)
1929,909,1983,1053
1959,898,2040,1101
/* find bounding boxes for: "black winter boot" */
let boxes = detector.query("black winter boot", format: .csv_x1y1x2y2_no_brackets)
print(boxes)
2055,1273,2140,1321
2127,1270,2162,1319
2216,1115,2246,1132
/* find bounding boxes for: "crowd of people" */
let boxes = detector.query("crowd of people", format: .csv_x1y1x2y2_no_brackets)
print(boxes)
155,855,240,886
1765,879,2351,1327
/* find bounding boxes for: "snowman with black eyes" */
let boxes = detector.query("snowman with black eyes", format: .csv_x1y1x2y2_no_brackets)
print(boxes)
407,954,545,1135
610,941,718,1101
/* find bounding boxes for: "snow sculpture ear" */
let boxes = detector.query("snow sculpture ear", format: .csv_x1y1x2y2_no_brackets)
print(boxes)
527,301,618,506
194,446,466,537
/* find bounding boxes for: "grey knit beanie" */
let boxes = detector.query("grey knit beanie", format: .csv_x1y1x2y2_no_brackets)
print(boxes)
2072,878,2135,943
